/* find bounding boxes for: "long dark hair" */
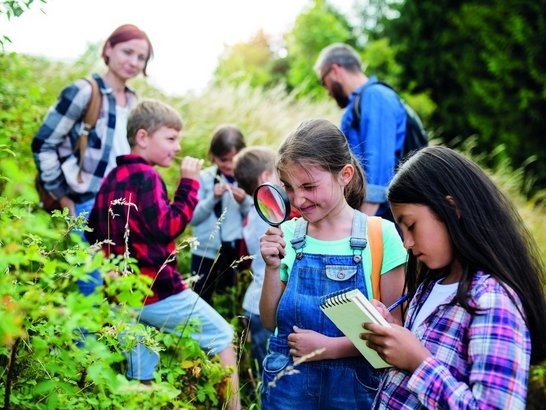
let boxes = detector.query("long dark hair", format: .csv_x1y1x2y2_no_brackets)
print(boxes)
388,146,546,364
277,119,366,209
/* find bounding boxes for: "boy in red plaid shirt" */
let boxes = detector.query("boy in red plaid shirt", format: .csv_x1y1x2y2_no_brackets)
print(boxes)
86,99,240,409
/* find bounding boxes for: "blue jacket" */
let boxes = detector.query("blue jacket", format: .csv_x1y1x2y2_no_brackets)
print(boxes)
340,76,406,208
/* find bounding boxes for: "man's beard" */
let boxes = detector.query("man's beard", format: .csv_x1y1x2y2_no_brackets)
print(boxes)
332,81,349,108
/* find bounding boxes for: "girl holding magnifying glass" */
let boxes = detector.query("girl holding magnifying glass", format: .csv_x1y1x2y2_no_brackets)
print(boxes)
259,119,407,409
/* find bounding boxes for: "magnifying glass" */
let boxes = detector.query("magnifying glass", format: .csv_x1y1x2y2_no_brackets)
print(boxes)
253,183,291,227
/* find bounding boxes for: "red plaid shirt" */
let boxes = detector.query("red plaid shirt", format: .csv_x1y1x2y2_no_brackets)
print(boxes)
86,154,199,304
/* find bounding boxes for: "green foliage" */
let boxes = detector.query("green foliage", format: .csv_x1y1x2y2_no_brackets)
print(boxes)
214,30,278,88
530,365,546,410
210,0,357,98
0,197,231,408
383,0,546,193
0,54,53,202
354,0,403,42
285,0,355,96
0,53,233,409
208,0,435,133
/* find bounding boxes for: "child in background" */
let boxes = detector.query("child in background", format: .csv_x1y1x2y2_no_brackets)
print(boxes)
233,146,278,375
190,125,251,305
259,119,407,409
85,100,240,409
361,146,546,409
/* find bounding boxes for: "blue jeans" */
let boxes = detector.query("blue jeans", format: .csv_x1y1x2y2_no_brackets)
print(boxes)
125,289,234,380
262,350,380,409
73,198,103,349
74,199,103,296
74,201,161,382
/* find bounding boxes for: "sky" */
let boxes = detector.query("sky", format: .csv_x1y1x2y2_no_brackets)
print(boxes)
4,0,353,96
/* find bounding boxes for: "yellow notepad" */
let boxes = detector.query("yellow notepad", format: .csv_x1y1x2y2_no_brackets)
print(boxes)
320,288,392,369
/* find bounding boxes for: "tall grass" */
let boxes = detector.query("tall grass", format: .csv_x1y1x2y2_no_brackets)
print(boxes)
459,138,546,257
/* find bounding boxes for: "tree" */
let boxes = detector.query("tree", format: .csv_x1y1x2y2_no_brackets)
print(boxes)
284,0,355,96
384,0,546,192
213,30,277,88
353,0,403,43
210,0,356,98
285,0,434,119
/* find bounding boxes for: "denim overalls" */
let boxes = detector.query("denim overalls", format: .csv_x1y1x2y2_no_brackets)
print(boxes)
261,211,380,409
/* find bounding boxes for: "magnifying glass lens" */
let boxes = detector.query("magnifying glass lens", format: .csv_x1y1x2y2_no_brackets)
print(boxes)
254,184,291,226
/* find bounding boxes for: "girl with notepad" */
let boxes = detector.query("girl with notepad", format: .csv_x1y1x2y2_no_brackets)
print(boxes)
259,119,407,409
361,147,546,409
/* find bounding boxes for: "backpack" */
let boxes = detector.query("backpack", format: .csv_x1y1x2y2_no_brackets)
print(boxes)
35,77,101,212
352,81,428,159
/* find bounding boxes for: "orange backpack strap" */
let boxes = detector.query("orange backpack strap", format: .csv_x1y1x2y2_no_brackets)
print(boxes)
368,216,383,301
77,77,101,183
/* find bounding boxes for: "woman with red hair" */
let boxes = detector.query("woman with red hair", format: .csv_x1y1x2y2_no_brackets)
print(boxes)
32,24,153,295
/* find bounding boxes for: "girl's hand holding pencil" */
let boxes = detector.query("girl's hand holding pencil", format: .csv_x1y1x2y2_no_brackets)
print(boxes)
368,295,409,326
369,299,398,325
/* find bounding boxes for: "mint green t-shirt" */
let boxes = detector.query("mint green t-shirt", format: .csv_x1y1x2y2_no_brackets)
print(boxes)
280,217,407,299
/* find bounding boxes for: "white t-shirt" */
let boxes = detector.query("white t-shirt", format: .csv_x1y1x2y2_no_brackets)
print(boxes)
108,105,131,170
410,279,458,331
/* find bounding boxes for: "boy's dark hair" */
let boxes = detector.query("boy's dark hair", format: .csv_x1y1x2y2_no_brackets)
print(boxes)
277,119,366,210
208,124,246,159
388,145,546,364
233,146,277,196
127,99,182,147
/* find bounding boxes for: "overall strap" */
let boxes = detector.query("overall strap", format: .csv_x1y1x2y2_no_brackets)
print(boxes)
349,210,368,264
290,218,307,259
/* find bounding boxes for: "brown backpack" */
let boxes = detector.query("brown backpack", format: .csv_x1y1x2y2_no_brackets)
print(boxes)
35,77,101,212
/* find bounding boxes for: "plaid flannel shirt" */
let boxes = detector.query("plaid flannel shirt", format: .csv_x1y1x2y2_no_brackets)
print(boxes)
32,73,138,202
373,271,530,409
86,155,199,304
